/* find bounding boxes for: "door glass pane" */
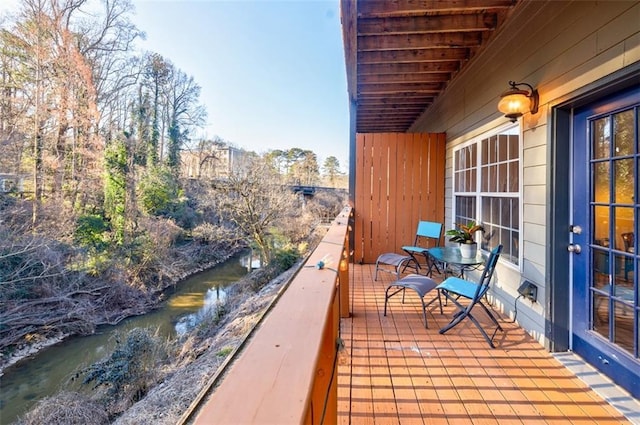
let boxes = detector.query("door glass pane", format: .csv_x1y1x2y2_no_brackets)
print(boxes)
613,109,635,157
593,292,610,339
614,207,634,251
613,300,634,353
593,116,610,159
593,162,610,204
593,248,609,277
614,159,634,204
593,205,609,246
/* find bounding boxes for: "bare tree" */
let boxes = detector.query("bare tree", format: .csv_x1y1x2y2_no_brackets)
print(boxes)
214,155,299,265
163,66,206,171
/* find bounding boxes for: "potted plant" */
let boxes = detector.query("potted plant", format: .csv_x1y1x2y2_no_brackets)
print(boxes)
445,221,484,258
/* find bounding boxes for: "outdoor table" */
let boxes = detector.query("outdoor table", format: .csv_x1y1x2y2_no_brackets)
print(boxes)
427,246,485,278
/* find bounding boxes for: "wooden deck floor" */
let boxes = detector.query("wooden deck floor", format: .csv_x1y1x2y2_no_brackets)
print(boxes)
337,264,636,424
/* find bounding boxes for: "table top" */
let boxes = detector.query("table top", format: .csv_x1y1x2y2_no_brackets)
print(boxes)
428,246,485,266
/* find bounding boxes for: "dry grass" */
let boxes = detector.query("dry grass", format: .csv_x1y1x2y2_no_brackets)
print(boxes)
112,267,297,425
16,391,109,425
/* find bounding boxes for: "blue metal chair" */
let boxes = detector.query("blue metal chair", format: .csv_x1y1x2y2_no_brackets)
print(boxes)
435,245,503,348
374,221,442,280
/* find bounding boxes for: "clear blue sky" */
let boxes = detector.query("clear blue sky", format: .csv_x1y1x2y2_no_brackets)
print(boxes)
1,0,351,171
134,0,350,171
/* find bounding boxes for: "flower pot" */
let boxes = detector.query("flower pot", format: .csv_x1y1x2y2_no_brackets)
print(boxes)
459,242,477,258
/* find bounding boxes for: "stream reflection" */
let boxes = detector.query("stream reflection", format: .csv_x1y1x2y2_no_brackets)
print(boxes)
0,253,248,424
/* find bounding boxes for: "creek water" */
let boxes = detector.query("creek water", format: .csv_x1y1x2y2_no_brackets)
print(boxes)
0,253,249,424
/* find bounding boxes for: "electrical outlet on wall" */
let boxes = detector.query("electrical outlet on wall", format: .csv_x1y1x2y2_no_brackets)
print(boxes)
517,280,537,303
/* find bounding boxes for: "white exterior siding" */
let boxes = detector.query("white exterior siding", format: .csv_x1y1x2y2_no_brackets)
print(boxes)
411,0,640,345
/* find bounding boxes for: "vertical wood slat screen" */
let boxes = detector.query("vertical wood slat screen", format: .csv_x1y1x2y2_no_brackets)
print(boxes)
354,133,446,264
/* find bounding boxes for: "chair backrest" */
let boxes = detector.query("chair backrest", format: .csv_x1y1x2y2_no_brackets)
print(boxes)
469,244,503,304
414,221,443,246
621,232,634,252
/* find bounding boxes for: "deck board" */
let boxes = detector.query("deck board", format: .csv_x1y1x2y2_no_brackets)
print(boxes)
337,264,636,424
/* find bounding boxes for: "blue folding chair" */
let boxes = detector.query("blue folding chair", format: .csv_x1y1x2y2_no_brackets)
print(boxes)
435,245,503,348
374,221,442,280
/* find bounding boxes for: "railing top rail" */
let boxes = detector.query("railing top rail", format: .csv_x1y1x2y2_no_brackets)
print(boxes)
191,206,352,424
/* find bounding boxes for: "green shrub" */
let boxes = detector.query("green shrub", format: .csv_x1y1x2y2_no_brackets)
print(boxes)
273,245,300,272
137,166,185,218
216,346,234,358
74,214,108,251
82,328,171,403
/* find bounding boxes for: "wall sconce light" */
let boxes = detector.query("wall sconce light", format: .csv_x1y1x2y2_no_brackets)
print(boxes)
497,81,539,122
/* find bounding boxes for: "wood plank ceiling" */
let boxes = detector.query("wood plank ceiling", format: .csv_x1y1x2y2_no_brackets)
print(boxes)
341,0,521,133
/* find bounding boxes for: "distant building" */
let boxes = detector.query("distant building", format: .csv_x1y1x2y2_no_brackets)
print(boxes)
181,144,247,180
0,173,25,193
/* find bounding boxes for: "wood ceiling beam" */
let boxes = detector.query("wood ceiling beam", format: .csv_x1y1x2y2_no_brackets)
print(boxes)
358,14,498,35
358,114,424,121
358,61,459,75
358,0,516,17
358,95,434,104
358,105,430,112
357,117,416,122
359,72,450,84
358,32,482,51
358,83,442,95
358,48,468,63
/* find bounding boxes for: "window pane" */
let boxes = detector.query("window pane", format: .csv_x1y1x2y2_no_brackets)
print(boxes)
501,198,511,228
467,169,476,192
481,140,488,165
489,165,497,192
491,197,500,224
498,163,507,191
509,161,519,192
470,144,477,167
508,135,519,160
498,135,508,162
489,136,497,163
481,166,488,191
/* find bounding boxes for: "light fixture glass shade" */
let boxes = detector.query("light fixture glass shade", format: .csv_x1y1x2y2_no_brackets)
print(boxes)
497,89,529,121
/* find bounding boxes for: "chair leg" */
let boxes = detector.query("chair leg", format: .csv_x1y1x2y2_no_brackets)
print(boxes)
438,293,501,348
478,302,503,331
384,286,406,317
420,298,428,328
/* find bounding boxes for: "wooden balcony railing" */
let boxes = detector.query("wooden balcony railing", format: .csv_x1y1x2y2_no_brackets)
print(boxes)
187,206,352,424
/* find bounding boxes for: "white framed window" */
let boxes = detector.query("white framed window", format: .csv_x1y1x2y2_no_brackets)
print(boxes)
452,125,521,266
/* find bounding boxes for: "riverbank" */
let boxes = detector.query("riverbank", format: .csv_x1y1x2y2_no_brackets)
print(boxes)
0,250,242,377
113,265,299,425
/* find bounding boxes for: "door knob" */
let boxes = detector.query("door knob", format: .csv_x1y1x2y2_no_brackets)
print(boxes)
568,244,582,253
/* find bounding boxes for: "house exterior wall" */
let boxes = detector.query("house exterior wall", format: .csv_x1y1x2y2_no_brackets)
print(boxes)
180,146,246,180
410,0,640,344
